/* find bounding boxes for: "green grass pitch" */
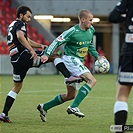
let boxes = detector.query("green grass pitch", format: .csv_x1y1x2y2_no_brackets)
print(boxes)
0,74,133,133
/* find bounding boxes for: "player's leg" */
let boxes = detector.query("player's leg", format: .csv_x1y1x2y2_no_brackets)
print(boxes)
113,54,133,130
69,72,96,108
53,57,83,84
34,51,71,78
67,72,96,117
37,85,77,122
62,55,96,117
42,85,76,111
114,83,131,128
0,51,32,123
34,52,83,83
0,82,22,123
48,54,71,78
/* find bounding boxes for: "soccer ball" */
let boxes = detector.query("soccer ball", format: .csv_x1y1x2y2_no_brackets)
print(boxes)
94,58,110,74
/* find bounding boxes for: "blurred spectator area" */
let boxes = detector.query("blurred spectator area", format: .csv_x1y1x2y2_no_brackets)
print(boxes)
0,0,50,55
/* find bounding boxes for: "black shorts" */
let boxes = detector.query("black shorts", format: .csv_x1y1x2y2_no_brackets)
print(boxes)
117,53,133,85
11,50,33,82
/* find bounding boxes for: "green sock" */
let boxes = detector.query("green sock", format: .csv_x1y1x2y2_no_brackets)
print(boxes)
43,94,65,112
70,84,91,108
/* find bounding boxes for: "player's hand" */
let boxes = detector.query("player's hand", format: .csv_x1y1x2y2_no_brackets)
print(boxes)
41,55,48,63
30,50,38,61
41,44,48,50
97,56,106,60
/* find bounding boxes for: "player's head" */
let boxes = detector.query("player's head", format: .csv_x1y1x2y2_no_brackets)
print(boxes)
16,6,32,24
78,9,93,30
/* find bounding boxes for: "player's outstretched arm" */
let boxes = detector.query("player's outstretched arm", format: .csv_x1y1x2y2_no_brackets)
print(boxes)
27,38,47,49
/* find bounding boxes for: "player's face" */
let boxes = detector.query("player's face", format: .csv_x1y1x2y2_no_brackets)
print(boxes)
82,14,93,30
21,11,32,24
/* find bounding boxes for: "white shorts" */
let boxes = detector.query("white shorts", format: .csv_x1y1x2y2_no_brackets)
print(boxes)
62,55,90,76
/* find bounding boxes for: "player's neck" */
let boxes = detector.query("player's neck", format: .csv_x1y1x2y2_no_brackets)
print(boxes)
78,24,86,31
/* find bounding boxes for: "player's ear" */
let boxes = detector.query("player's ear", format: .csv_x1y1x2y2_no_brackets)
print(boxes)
81,18,85,23
19,13,23,19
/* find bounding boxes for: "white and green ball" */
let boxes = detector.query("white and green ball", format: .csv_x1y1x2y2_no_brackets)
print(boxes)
94,58,110,74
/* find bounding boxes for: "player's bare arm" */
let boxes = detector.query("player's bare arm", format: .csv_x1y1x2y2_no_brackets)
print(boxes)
16,30,37,60
27,38,47,49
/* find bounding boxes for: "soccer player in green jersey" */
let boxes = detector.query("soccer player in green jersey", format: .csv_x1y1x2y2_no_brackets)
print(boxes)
37,9,103,122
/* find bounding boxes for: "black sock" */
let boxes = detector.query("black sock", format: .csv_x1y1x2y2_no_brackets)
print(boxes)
115,110,127,125
55,62,71,78
115,110,127,133
2,96,15,116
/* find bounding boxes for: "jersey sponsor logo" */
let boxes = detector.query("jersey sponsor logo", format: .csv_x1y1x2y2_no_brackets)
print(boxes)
119,72,133,83
57,35,64,41
21,26,26,31
125,33,133,43
77,47,88,57
79,42,83,45
13,74,21,81
76,41,90,45
10,47,19,56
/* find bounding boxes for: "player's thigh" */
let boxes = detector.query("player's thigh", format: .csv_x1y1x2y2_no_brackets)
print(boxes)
116,83,132,102
11,51,33,69
62,55,90,76
18,51,33,69
12,67,28,82
118,54,133,85
11,52,32,82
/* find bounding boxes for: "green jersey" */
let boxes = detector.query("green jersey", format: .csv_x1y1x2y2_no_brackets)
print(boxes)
44,24,98,62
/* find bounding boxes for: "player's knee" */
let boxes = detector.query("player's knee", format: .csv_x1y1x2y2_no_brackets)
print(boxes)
91,78,97,87
86,78,97,88
92,78,97,85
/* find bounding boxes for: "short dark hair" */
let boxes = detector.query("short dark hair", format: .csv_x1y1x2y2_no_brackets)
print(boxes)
16,6,32,18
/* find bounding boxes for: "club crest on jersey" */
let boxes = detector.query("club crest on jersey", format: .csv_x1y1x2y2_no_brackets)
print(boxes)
21,26,26,31
125,33,133,43
77,47,88,57
57,35,64,42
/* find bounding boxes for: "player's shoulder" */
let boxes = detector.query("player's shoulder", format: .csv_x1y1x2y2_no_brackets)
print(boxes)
66,25,76,33
16,20,25,26
62,25,76,37
9,20,24,28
